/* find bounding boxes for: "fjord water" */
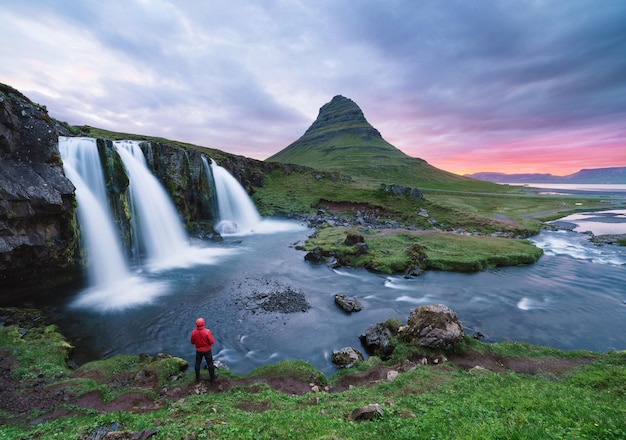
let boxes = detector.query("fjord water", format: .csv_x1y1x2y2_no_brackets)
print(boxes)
48,147,626,376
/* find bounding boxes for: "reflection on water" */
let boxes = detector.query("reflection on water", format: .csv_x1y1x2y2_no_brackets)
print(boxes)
41,212,626,376
551,210,626,235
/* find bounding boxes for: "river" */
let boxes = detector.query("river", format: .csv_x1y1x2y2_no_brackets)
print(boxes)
36,184,626,376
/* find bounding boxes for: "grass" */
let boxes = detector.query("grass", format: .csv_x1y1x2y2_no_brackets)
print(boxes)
0,324,73,380
2,319,626,439
302,227,543,273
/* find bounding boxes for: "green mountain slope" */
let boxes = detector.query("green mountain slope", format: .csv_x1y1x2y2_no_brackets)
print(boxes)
267,95,497,190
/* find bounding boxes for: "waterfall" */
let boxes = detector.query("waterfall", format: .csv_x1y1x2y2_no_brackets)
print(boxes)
59,137,168,310
59,137,130,286
205,158,262,235
59,137,234,311
114,140,190,269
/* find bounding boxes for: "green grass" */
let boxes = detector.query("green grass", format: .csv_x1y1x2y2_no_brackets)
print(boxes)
2,321,626,439
244,360,328,387
0,324,73,380
302,227,544,273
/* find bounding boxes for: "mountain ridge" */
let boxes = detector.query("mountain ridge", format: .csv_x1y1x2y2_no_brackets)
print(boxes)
466,167,626,184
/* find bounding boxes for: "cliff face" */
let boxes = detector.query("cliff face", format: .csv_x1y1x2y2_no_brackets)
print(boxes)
0,84,283,304
0,84,81,298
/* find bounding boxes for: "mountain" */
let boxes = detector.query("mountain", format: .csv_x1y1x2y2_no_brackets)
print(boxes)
267,95,493,189
466,167,626,184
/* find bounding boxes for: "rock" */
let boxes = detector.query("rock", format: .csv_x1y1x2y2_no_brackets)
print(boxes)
131,429,158,439
355,242,369,255
351,403,384,421
331,347,364,368
380,184,423,201
325,255,341,269
344,231,364,246
0,84,80,299
400,304,464,350
304,246,325,263
469,366,491,375
334,294,363,313
359,323,394,359
386,370,399,381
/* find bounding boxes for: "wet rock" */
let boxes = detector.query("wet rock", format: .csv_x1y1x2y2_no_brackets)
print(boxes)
304,247,325,263
332,347,364,368
359,323,394,359
334,294,363,313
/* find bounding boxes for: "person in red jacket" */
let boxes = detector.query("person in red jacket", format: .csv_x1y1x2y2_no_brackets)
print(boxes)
190,317,218,382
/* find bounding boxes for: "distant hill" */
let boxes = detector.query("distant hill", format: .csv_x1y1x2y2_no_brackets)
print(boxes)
267,95,497,190
466,167,626,184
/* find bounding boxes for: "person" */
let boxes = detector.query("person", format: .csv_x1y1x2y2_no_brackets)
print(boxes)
190,317,218,382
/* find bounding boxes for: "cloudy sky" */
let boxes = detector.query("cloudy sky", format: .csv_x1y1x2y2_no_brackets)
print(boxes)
2,0,625,175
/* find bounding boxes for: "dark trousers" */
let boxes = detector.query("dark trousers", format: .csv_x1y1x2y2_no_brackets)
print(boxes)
195,350,216,380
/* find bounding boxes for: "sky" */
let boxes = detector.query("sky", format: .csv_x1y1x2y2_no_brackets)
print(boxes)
1,0,625,176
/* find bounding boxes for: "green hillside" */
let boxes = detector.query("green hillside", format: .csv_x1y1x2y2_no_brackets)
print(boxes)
267,95,501,191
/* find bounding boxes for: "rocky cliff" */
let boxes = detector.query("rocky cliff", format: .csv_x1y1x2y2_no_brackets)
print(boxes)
0,84,290,304
0,84,80,299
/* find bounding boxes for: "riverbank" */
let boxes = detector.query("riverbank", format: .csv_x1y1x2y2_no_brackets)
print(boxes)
1,307,625,439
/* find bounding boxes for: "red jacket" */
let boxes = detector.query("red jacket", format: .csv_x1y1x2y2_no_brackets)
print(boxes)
190,318,215,352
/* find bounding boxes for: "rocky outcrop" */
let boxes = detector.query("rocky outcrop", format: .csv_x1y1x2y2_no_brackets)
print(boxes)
334,294,363,313
380,184,423,202
359,323,394,359
331,347,364,368
399,304,464,349
0,84,80,299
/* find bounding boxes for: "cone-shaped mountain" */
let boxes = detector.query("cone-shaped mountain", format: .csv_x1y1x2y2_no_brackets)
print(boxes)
267,95,474,187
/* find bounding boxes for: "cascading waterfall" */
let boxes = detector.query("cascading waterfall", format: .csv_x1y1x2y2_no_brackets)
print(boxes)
59,137,130,286
205,157,262,235
59,137,167,310
59,137,236,311
114,140,191,269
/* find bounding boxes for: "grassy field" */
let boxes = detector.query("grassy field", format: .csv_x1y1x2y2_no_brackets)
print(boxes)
1,321,625,439
253,169,616,274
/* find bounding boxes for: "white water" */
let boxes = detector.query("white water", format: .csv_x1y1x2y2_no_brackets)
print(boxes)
59,138,168,310
59,138,129,286
205,157,306,236
114,141,198,270
208,158,261,235
59,138,240,311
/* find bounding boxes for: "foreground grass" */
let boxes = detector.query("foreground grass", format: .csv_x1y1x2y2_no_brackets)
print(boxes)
2,321,626,439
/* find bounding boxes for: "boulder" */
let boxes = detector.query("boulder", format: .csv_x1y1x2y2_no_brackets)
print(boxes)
344,231,364,246
399,304,464,350
380,184,423,201
304,246,325,263
331,347,364,368
359,323,394,359
351,403,384,421
334,294,363,313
